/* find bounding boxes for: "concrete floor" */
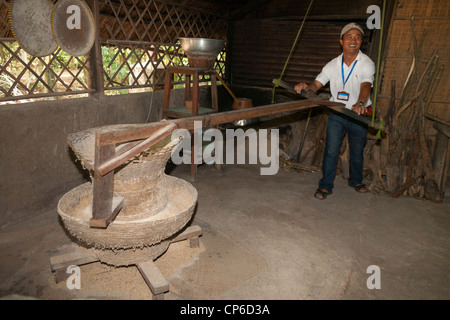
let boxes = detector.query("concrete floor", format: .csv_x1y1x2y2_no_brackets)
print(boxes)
0,161,449,300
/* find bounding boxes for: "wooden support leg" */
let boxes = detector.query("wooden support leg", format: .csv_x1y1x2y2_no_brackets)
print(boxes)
91,134,114,217
137,260,169,300
171,225,202,248
50,250,99,283
171,225,202,244
185,74,191,101
192,71,199,116
136,226,202,299
189,237,200,248
191,128,198,182
210,73,218,111
162,70,172,118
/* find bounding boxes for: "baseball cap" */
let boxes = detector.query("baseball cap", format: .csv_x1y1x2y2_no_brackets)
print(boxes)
340,23,364,38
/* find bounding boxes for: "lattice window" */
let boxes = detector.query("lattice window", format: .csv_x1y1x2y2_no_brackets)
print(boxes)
102,42,226,93
0,42,93,103
99,0,226,43
0,0,94,103
0,0,227,103
100,0,227,94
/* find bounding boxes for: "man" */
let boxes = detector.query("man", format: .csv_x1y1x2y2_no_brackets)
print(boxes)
294,23,375,200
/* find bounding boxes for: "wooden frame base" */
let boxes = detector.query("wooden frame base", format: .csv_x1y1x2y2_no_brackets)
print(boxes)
50,225,202,300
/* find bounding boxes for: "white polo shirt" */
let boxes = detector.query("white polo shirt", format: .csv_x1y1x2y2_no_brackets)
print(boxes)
315,51,375,109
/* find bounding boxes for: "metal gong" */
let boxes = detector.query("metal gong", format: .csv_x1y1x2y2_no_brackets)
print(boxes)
9,0,58,57
52,0,95,57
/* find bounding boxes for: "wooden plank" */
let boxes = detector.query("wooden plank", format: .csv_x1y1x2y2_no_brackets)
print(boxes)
99,99,323,145
137,260,169,296
170,225,203,243
327,105,384,130
89,196,124,228
50,251,99,272
92,133,115,221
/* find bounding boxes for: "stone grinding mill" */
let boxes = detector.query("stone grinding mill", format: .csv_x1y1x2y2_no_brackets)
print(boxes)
50,123,202,299
48,97,357,299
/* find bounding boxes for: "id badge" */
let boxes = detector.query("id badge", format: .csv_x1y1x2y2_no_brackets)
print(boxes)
337,91,350,101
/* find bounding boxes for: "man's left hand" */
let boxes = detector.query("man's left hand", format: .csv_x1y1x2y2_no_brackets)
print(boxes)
352,104,367,116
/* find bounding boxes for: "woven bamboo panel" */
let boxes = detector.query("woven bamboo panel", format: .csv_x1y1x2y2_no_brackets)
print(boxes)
376,0,449,123
386,19,450,61
98,0,226,43
395,0,450,17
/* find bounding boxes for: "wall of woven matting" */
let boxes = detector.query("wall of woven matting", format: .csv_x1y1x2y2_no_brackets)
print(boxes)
377,0,449,125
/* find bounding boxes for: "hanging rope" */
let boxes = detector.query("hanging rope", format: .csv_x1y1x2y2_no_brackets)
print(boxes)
372,0,386,138
271,0,315,103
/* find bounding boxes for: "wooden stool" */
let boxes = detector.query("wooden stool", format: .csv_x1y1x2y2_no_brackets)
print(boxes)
163,66,219,181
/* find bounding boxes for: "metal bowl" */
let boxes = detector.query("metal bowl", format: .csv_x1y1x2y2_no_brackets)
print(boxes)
179,37,225,59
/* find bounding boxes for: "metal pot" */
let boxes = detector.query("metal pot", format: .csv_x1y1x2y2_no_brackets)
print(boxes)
232,98,253,110
179,38,225,69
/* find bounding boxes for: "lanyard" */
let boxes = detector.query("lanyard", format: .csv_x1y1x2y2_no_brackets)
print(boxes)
341,57,358,90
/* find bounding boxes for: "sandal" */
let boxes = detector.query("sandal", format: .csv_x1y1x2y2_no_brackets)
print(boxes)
314,188,333,200
353,184,368,193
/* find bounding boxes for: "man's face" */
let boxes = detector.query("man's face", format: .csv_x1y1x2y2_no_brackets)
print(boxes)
340,29,363,55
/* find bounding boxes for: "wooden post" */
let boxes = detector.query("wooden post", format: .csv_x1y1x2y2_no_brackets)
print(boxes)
91,133,115,225
163,69,172,117
86,0,104,97
210,72,218,111
192,70,199,115
137,260,169,300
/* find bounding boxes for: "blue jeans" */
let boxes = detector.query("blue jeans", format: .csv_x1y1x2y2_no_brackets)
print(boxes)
319,111,368,192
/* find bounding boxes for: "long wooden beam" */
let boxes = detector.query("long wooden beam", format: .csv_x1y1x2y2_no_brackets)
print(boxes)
98,99,335,146
88,98,358,228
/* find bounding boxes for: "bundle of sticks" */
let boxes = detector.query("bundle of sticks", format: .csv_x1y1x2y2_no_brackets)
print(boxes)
365,22,445,202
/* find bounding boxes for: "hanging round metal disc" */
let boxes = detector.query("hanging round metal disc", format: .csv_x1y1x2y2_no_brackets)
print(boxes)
52,0,95,57
9,0,58,57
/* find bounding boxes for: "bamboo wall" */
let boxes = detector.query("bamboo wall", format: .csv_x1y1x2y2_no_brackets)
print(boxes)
377,0,449,124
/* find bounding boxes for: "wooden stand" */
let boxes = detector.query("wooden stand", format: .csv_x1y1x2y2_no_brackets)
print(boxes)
163,66,219,181
163,66,218,118
50,225,202,300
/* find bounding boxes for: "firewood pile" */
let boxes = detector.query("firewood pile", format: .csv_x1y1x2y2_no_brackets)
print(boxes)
365,27,445,203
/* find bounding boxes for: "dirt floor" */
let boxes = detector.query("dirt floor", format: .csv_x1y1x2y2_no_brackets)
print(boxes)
0,161,449,301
